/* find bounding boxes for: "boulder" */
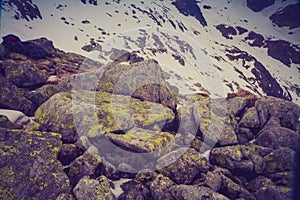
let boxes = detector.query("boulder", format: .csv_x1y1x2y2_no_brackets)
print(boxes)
135,169,158,187
0,74,36,116
236,127,254,144
35,91,174,143
157,148,209,184
178,95,238,149
204,171,223,191
193,97,238,147
239,107,260,129
0,128,71,199
118,180,152,200
255,96,300,131
58,144,82,166
95,60,178,110
28,84,59,108
220,175,255,199
106,128,174,153
255,186,292,200
149,174,175,200
210,145,269,173
226,96,249,117
263,147,295,175
254,127,299,150
3,59,49,88
73,176,114,200
245,176,274,193
68,146,102,186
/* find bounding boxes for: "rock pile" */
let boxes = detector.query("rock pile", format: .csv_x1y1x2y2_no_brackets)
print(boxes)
0,36,299,200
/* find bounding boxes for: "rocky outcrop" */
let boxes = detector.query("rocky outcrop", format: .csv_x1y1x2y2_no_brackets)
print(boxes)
270,3,300,29
172,0,207,27
246,0,275,12
1,35,299,200
0,36,96,116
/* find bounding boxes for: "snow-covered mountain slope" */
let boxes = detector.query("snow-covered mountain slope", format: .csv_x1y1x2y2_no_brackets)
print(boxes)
1,0,300,104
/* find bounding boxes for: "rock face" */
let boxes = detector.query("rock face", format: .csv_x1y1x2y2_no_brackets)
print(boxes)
270,3,300,29
246,0,275,12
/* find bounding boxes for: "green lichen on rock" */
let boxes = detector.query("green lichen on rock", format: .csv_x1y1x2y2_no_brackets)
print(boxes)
210,144,267,173
179,95,238,147
73,176,114,200
68,146,102,186
35,91,174,142
157,148,209,184
3,59,49,88
0,128,70,200
150,174,175,200
263,147,295,174
96,60,178,110
106,127,174,153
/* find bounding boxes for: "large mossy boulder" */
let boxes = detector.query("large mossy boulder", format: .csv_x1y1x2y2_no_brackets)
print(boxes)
62,60,178,110
35,91,175,143
0,128,71,199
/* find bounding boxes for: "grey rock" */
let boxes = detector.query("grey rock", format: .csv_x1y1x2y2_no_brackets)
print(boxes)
4,59,49,88
0,128,70,199
169,185,230,200
227,97,248,116
255,186,292,200
255,96,300,131
239,107,260,128
68,146,102,186
73,176,114,200
263,147,295,175
157,148,209,184
149,174,175,200
255,127,299,150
